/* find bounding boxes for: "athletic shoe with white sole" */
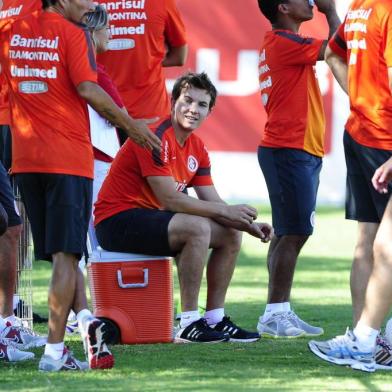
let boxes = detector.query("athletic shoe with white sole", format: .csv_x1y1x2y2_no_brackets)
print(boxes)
287,311,324,337
0,338,34,362
212,316,260,343
82,318,114,369
1,322,46,349
174,318,230,343
38,347,88,372
257,312,305,339
308,329,375,372
375,335,392,370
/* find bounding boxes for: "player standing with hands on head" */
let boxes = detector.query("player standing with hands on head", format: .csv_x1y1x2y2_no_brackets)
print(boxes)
256,0,340,338
309,0,392,372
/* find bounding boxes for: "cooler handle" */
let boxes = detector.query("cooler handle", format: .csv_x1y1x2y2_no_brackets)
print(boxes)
117,268,149,289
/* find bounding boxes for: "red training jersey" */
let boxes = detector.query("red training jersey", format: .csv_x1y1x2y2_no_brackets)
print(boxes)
96,0,187,119
328,0,392,150
0,0,42,124
0,11,97,178
94,117,213,225
258,30,325,157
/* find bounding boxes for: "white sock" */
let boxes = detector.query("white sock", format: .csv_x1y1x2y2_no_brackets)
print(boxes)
180,310,200,328
354,322,379,351
4,315,17,326
44,342,64,360
76,309,93,332
204,308,225,325
262,303,284,322
0,316,6,331
282,302,291,312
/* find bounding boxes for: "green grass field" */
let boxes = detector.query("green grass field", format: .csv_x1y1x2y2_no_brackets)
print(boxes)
2,208,392,391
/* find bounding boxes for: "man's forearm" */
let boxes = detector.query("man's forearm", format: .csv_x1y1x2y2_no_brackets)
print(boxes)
325,9,341,40
161,191,228,219
78,82,136,133
325,47,348,94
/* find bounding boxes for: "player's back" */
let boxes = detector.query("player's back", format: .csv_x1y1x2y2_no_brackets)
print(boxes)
258,30,325,157
96,0,186,119
1,11,96,178
0,0,42,124
343,0,392,149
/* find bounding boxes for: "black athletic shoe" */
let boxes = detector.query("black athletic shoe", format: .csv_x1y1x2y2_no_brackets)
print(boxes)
213,316,260,343
174,318,229,344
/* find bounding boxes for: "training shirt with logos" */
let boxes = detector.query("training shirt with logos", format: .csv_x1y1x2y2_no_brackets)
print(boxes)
258,30,325,157
96,0,187,119
0,0,42,124
0,11,97,178
94,117,213,225
328,0,392,150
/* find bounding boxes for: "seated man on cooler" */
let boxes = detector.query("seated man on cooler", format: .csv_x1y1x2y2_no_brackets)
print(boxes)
94,72,273,343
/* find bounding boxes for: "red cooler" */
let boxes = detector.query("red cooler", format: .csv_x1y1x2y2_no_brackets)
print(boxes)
88,248,173,344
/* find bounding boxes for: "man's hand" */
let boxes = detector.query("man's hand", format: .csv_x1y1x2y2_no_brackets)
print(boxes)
127,118,162,151
314,0,335,15
224,204,258,225
247,222,274,243
372,157,392,194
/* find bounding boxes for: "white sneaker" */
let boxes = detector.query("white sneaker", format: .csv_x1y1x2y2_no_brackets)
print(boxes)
308,329,375,372
257,312,305,338
38,347,88,372
80,317,114,369
0,338,34,362
287,311,324,337
375,335,392,370
0,322,46,349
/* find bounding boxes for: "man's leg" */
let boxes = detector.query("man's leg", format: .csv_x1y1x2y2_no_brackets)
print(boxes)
205,224,242,311
169,213,211,312
48,252,79,344
359,198,392,330
267,234,308,304
350,222,378,325
258,147,322,337
0,225,21,318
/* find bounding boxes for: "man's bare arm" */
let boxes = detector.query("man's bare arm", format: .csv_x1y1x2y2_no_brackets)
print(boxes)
77,81,161,151
162,44,188,67
147,177,257,226
315,0,340,60
194,185,273,241
325,45,348,94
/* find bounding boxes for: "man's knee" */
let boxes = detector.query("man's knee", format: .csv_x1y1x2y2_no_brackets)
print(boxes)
170,215,211,246
223,228,242,252
279,234,308,249
373,236,392,266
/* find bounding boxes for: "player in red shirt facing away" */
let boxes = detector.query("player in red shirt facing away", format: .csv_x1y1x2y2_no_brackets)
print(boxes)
95,72,273,343
308,0,392,372
256,0,340,338
96,0,188,122
0,0,161,371
0,0,47,364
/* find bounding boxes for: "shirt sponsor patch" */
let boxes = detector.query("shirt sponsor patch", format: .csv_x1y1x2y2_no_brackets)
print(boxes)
18,81,48,94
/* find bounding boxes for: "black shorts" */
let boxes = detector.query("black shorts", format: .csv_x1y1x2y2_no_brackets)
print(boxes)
95,208,176,256
15,173,92,262
258,147,322,236
0,162,21,228
0,125,12,171
344,131,392,223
